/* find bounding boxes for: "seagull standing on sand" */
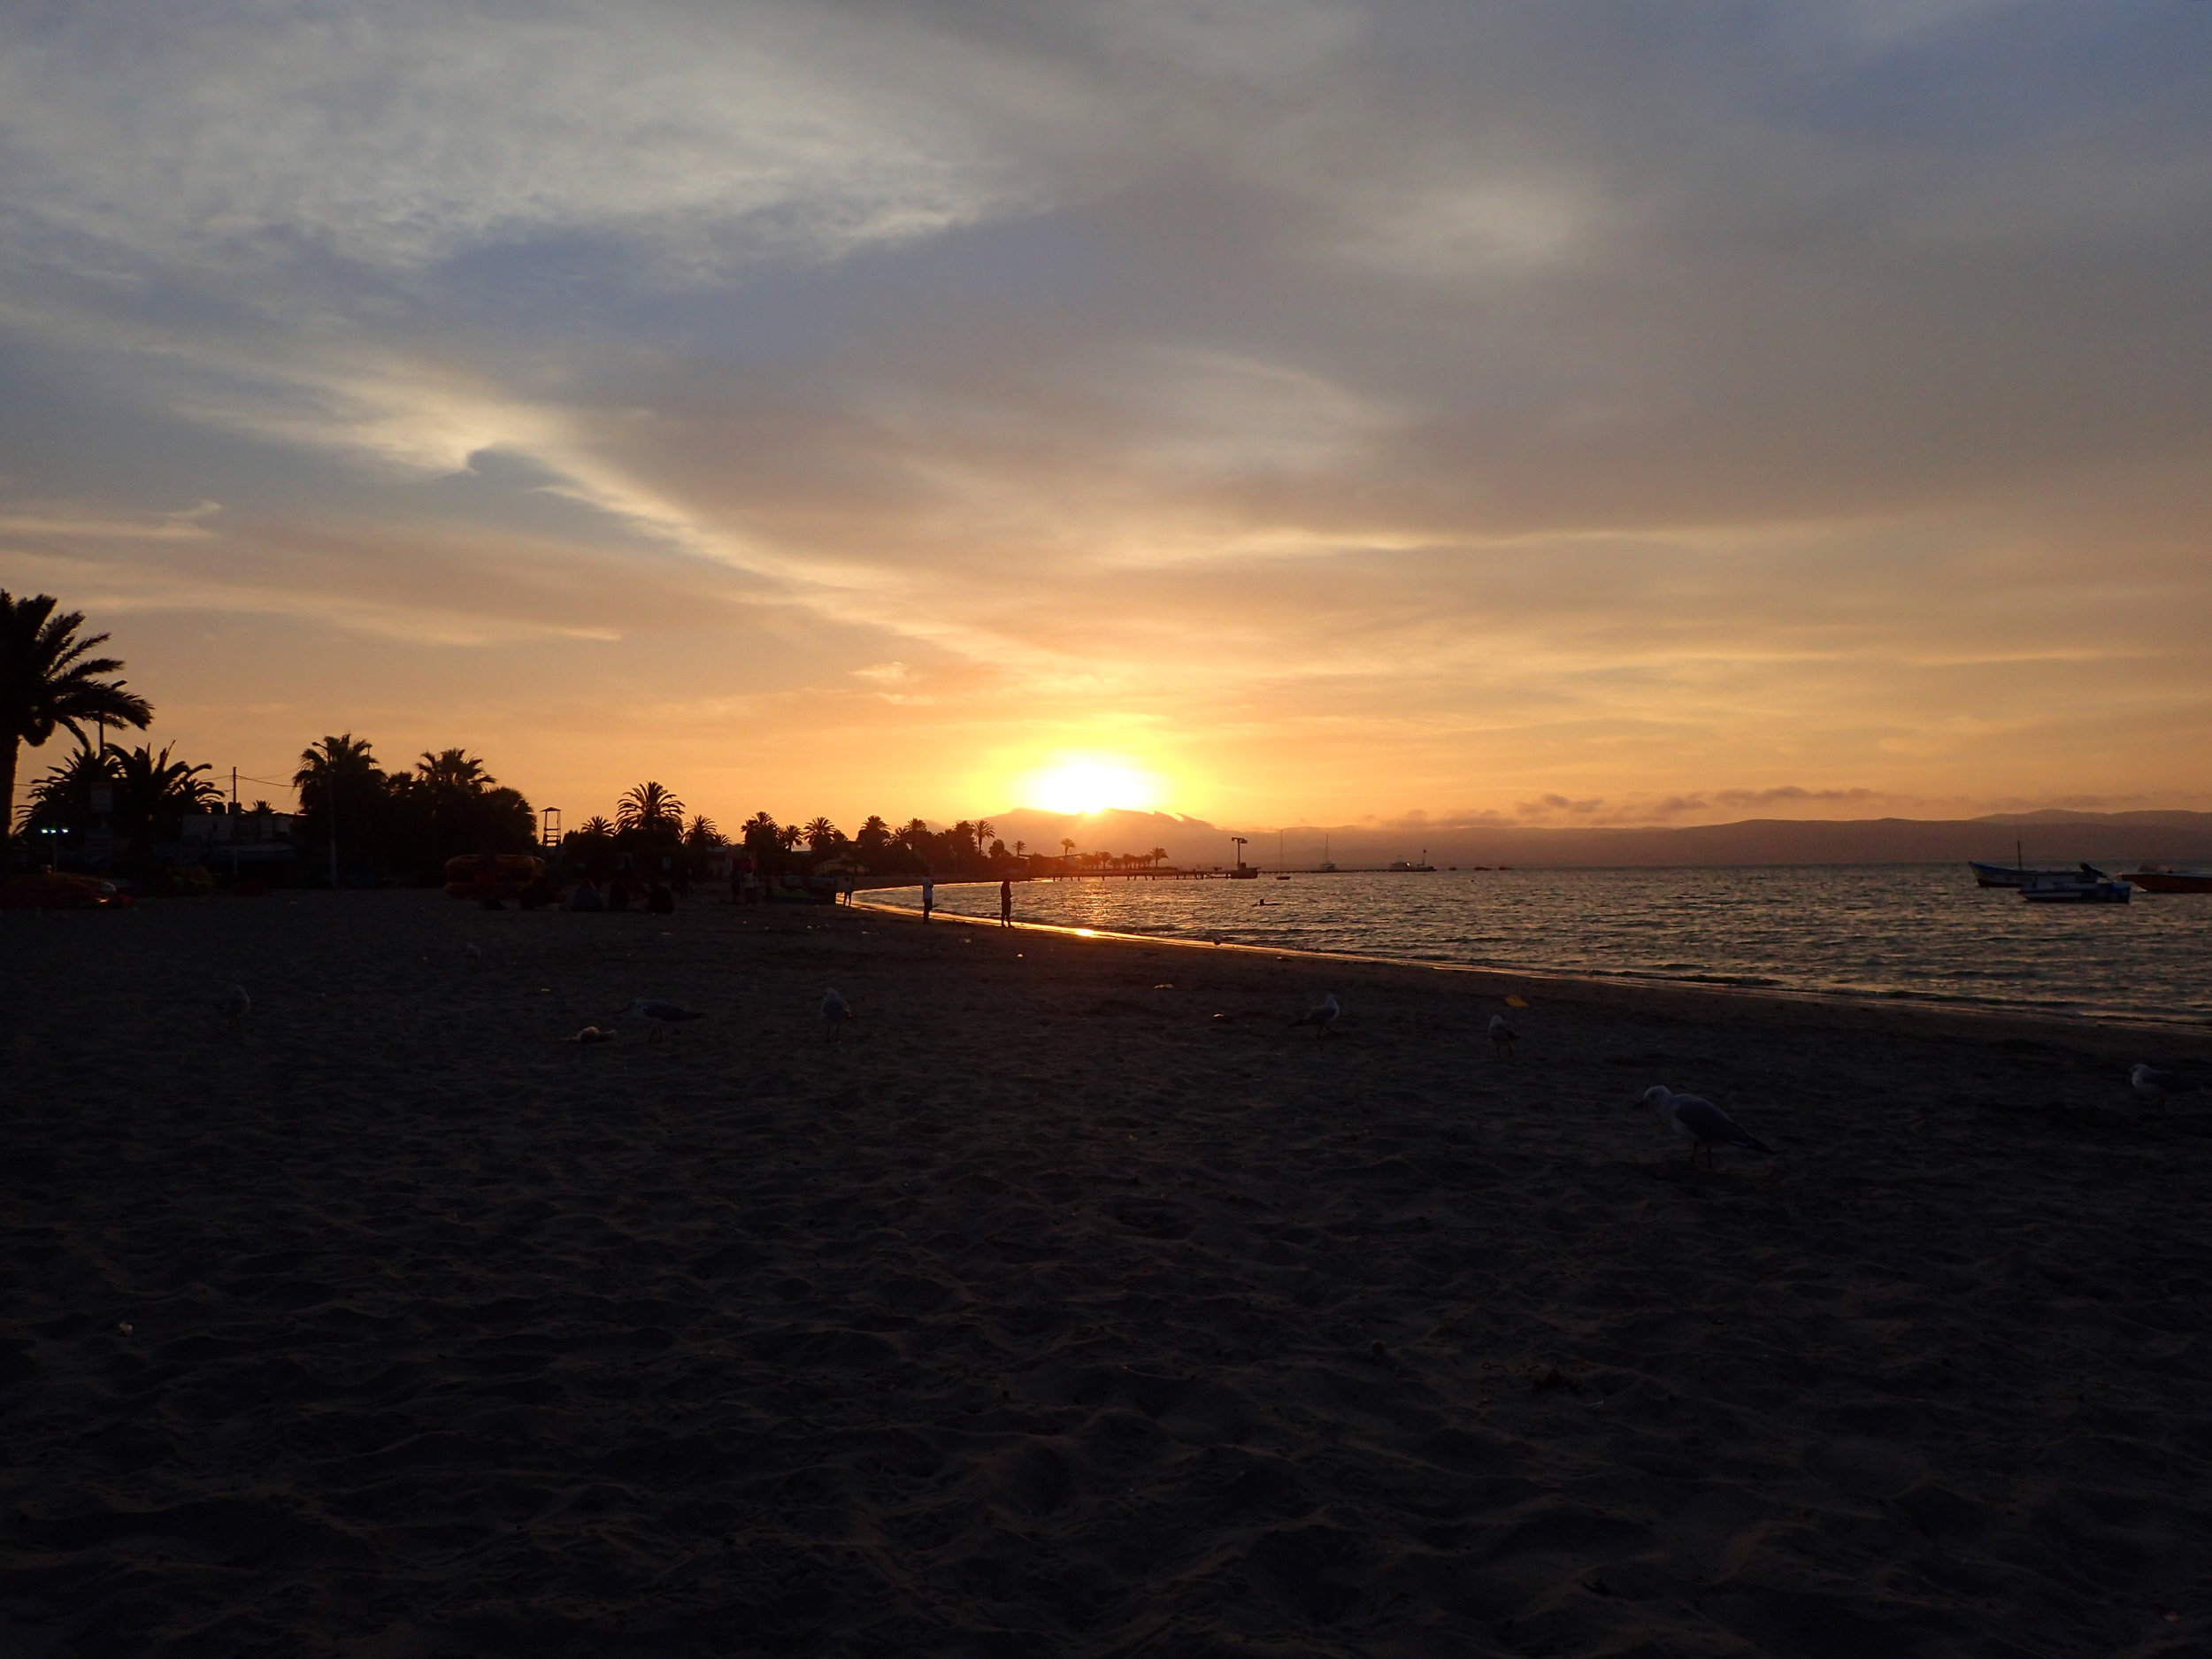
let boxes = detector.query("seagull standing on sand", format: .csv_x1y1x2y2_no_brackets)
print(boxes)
1486,1014,1519,1062
1639,1085,1774,1168
216,984,250,1025
1290,993,1340,1037
2130,1063,2204,1110
626,998,706,1041
822,987,852,1044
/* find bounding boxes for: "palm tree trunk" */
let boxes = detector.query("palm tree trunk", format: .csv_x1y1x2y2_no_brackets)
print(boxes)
1,735,18,849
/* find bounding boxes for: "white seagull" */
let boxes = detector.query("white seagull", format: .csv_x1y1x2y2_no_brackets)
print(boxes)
1486,1014,1519,1063
216,984,250,1025
1290,993,1341,1037
626,998,706,1041
2130,1063,2204,1110
822,987,853,1044
1639,1085,1774,1168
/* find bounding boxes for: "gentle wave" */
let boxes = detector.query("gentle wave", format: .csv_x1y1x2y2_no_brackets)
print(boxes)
867,865,2212,1028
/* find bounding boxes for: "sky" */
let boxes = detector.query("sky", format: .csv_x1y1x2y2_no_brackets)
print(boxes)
3,0,2208,834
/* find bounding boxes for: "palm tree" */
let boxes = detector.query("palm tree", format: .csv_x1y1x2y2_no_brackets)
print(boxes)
19,742,119,838
618,780,685,834
1013,839,1025,858
576,815,616,838
293,734,387,880
1149,845,1168,871
683,814,722,850
741,810,782,856
411,749,491,795
2,592,155,838
1060,837,1076,863
113,743,221,862
803,816,841,853
974,818,995,851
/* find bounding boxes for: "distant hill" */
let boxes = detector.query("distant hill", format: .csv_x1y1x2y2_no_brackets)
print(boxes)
981,807,2212,870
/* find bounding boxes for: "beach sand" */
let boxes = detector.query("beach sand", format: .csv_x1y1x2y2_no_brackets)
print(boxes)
4,889,2210,1656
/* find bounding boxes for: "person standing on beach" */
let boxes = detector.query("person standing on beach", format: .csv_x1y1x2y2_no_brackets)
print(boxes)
921,873,933,922
999,877,1012,927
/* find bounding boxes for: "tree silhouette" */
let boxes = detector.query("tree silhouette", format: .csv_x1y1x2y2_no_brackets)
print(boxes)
2,592,154,835
683,814,722,850
618,781,685,835
741,810,782,859
577,816,616,838
1060,837,1075,862
393,748,534,875
293,735,387,878
1149,845,1168,870
113,743,221,863
803,816,841,852
19,743,119,838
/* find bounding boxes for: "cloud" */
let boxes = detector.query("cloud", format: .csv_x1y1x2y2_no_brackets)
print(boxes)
3,1,2211,825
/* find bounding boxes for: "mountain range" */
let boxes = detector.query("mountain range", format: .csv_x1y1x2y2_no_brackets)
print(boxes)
981,808,2212,871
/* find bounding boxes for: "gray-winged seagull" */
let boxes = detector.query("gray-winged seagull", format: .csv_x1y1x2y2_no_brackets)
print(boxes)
822,987,852,1044
1290,993,1340,1037
1486,1013,1519,1062
1640,1085,1774,1168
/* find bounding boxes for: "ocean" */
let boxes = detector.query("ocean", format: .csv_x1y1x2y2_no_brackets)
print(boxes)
864,864,2212,1029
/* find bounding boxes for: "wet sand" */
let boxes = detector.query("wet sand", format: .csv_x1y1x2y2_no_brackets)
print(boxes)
4,889,2210,1656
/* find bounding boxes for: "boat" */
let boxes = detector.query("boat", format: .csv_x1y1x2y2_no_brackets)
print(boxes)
2019,864,2132,903
1970,833,2078,888
2122,865,2212,894
1970,860,2077,888
1388,849,1437,872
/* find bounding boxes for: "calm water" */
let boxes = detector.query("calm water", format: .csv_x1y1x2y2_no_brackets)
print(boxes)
868,866,2212,1028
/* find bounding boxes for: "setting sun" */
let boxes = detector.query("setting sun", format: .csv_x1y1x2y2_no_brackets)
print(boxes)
1018,757,1164,816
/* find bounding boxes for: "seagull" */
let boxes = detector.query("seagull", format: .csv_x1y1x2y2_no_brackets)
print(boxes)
2130,1063,2204,1110
1639,1085,1774,1168
1290,993,1340,1037
822,987,852,1044
626,998,706,1041
570,1025,618,1044
1486,1013,1519,1062
216,984,250,1025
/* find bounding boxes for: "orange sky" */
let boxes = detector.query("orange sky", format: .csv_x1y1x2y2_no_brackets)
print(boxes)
4,2,2209,833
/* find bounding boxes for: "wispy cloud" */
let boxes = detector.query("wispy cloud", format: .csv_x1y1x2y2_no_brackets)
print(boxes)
3,0,2209,825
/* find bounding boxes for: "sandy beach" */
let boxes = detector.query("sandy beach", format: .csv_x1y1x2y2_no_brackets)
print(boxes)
4,888,2211,1657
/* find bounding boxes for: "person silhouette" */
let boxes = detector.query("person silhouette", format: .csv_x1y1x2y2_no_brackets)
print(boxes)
921,873,933,923
999,877,1012,927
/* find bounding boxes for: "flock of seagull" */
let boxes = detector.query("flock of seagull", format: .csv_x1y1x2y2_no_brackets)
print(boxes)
208,959,2206,1168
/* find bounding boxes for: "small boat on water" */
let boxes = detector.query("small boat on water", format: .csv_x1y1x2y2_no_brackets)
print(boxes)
2123,865,2212,895
2019,864,2132,903
1970,859,2077,888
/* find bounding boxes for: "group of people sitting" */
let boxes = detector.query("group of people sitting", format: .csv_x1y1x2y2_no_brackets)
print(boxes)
557,876,679,914
472,871,681,913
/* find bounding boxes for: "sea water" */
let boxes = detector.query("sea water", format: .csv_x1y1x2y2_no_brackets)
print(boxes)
867,865,2212,1028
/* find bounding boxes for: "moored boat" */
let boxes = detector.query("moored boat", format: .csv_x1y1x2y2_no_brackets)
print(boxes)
2020,864,2132,903
1970,859,2076,888
2122,866,2212,895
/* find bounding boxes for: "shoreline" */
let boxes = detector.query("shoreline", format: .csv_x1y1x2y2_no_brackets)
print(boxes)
852,895,2212,1054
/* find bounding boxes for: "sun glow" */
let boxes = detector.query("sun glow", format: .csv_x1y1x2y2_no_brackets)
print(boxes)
1018,757,1163,816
